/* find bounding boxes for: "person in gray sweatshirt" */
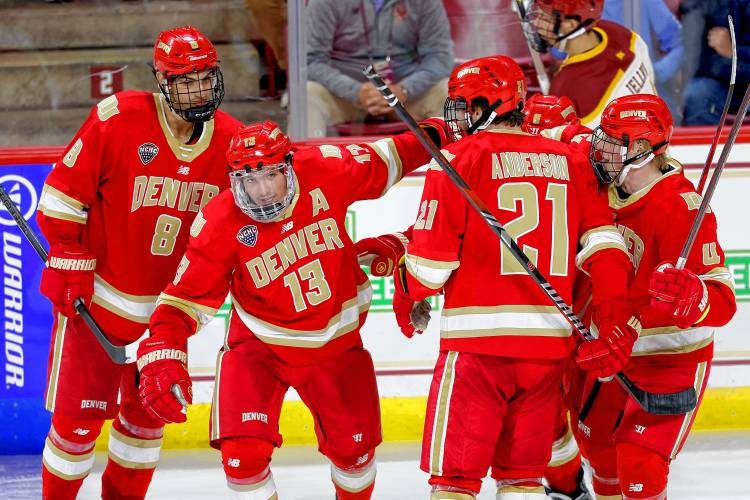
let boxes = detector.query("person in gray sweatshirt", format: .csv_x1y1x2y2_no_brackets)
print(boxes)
307,0,454,136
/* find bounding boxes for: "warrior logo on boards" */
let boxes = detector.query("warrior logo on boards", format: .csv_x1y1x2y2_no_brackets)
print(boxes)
237,225,258,247
138,143,159,165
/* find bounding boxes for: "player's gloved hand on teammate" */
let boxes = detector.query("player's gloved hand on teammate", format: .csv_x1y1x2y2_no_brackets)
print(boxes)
392,258,431,338
648,262,709,328
355,232,409,277
39,244,96,317
575,298,641,379
137,332,192,424
418,117,453,147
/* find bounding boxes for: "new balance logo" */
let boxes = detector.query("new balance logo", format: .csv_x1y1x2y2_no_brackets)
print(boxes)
629,483,644,493
281,221,294,233
355,453,369,466
227,458,240,467
177,165,190,176
73,428,90,436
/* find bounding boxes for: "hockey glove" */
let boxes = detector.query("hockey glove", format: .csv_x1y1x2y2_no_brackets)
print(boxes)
392,258,431,338
355,232,409,277
137,332,192,424
575,299,641,379
39,245,96,317
418,117,452,147
649,262,709,328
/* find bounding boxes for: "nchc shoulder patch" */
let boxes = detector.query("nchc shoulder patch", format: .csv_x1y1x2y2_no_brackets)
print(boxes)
237,224,258,247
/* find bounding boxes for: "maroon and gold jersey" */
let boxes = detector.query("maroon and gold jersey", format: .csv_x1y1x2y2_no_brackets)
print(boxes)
149,133,435,366
37,91,242,342
404,129,629,359
608,162,736,366
550,21,657,128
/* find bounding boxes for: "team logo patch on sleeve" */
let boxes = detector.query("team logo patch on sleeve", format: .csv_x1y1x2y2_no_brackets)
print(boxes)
138,143,159,165
237,225,258,247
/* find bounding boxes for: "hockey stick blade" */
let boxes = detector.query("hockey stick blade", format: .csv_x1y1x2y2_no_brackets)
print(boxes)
364,66,696,415
677,81,750,270
0,185,135,364
697,15,736,195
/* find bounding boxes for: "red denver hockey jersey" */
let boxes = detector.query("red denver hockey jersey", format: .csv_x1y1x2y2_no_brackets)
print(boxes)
405,129,630,359
37,91,241,342
551,20,657,128
148,133,436,366
609,162,736,366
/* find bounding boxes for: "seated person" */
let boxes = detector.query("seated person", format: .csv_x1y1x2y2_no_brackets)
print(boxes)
682,0,750,126
306,0,453,136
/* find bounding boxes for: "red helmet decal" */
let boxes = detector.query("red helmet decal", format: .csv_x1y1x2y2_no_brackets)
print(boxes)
226,121,292,171
448,55,527,117
153,26,218,78
522,93,579,133
600,94,673,155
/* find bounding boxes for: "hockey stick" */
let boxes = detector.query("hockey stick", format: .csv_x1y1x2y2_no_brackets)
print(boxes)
364,65,696,415
696,15,737,195
0,186,136,364
676,82,750,270
514,0,550,95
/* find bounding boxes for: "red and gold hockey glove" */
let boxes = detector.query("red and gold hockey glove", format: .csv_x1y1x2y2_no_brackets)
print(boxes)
39,245,96,317
392,258,431,338
649,262,709,328
575,299,641,379
137,332,192,424
355,232,409,277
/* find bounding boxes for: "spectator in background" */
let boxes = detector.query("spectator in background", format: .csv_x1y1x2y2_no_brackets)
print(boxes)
246,0,288,71
682,0,750,126
603,0,684,123
306,0,453,137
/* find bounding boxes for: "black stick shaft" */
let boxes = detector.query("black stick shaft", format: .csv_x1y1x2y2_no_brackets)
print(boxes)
0,185,130,364
697,15,736,195
677,82,750,270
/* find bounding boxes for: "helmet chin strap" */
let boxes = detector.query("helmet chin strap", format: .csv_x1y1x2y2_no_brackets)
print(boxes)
614,140,668,186
467,99,502,135
615,152,654,186
555,19,593,52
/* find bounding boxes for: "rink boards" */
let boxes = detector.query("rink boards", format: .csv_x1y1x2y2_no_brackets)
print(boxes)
1,135,750,452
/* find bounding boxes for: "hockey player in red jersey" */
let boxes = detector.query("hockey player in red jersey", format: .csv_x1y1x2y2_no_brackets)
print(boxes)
36,26,241,500
136,119,450,499
522,94,594,500
373,55,637,499
522,0,656,127
577,94,736,499
522,93,579,136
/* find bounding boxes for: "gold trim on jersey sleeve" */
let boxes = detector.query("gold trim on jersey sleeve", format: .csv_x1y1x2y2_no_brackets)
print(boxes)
405,252,459,290
156,293,219,328
700,266,735,293
575,225,627,271
367,137,404,195
38,185,89,224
